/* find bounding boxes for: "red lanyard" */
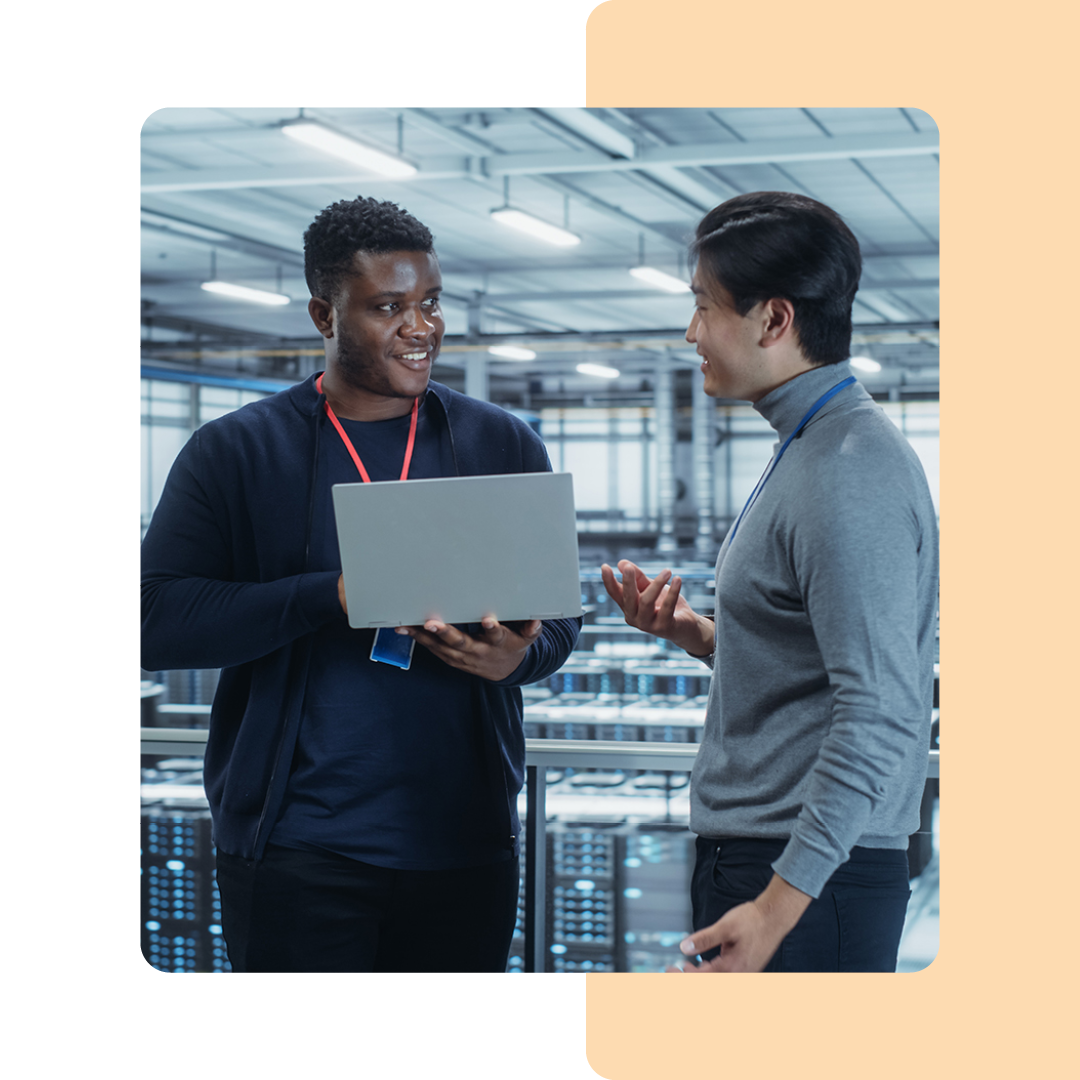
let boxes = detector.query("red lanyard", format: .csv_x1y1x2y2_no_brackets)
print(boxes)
316,372,418,483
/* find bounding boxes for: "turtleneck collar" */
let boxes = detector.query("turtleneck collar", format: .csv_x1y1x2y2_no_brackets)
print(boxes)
753,360,858,441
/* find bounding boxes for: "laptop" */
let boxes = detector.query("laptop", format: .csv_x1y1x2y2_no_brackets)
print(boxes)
332,471,583,629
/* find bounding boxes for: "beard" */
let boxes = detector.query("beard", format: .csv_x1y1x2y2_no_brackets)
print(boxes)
334,320,428,400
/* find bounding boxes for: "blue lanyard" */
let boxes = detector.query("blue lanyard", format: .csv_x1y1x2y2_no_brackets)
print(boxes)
727,375,856,545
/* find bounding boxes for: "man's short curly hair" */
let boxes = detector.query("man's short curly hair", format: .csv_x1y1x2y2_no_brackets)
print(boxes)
303,196,435,301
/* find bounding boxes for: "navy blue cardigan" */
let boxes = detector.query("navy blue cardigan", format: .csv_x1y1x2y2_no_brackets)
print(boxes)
142,374,581,861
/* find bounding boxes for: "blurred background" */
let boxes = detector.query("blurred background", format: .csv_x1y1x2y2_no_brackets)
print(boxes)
140,106,939,973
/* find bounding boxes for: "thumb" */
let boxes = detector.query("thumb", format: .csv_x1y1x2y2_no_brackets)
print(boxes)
679,907,738,958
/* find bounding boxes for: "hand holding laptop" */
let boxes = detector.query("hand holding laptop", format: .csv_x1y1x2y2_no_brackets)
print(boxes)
395,615,543,682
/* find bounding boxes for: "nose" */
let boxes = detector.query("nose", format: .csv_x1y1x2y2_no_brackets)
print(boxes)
401,304,436,338
685,309,698,344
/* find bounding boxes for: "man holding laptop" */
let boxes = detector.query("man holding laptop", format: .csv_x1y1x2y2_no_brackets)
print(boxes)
602,192,938,972
141,196,581,972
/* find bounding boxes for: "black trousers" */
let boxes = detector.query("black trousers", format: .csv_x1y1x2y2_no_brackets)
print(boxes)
216,844,520,972
691,837,911,972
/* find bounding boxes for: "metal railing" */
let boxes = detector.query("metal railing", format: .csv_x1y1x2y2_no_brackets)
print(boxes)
141,727,938,971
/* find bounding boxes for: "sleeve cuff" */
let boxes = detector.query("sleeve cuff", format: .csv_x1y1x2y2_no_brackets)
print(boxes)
297,571,347,628
771,835,842,901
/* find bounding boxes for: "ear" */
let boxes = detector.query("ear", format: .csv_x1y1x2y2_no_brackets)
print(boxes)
759,297,796,348
308,296,335,339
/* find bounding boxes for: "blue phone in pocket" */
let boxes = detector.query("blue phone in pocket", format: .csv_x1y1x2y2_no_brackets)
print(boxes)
370,627,416,670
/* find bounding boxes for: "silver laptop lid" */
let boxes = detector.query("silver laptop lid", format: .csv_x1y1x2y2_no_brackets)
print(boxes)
332,471,582,629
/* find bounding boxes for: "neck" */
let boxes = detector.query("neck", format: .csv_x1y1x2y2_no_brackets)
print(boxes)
748,355,816,403
319,368,415,421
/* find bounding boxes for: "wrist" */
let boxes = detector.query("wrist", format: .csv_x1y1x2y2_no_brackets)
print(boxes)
754,873,812,936
677,614,715,658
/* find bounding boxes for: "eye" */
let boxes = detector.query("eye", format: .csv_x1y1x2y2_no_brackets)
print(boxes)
376,303,398,312
422,297,441,309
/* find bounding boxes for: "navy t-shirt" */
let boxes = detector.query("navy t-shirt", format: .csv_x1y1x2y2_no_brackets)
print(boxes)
270,394,515,870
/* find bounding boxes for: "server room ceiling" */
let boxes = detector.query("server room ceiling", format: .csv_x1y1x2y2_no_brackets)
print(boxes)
141,107,940,397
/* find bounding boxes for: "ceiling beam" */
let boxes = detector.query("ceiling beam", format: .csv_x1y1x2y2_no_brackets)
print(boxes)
438,245,939,276
485,131,940,175
480,280,938,304
141,212,305,266
141,131,939,194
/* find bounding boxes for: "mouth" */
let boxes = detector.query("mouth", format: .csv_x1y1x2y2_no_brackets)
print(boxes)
395,349,433,369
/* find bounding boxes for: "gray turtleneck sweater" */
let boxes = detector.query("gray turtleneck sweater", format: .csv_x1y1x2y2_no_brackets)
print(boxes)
689,361,938,899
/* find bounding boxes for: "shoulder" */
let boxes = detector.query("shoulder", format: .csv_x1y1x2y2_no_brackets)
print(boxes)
176,380,317,483
428,382,548,458
429,382,532,430
188,380,313,443
428,382,550,474
805,398,926,488
786,400,934,536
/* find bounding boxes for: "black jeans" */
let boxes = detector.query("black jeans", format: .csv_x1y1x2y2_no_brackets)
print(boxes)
691,837,911,972
216,844,520,972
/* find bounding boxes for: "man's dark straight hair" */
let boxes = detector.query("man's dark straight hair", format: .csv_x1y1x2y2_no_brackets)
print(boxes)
690,192,862,367
304,196,435,303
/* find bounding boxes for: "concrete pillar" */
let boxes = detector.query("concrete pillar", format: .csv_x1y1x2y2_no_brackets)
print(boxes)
655,353,677,554
465,352,489,402
692,371,715,560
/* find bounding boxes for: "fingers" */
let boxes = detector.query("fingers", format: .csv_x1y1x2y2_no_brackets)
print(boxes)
611,560,679,631
402,616,542,658
480,616,542,641
679,910,730,959
479,616,508,646
665,957,724,974
659,574,683,619
599,563,624,606
423,620,469,648
618,560,642,619
637,567,673,609
679,934,701,958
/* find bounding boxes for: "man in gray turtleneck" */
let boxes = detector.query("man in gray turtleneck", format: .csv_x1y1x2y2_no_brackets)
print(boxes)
601,192,938,972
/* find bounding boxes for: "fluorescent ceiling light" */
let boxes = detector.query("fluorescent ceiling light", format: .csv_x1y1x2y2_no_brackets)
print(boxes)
542,108,635,159
629,266,691,293
576,362,620,379
488,345,537,361
201,280,291,306
491,208,581,247
850,356,882,373
282,121,417,179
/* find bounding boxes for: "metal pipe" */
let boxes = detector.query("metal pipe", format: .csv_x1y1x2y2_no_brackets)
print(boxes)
654,353,677,553
692,372,715,560
524,764,547,972
465,352,489,401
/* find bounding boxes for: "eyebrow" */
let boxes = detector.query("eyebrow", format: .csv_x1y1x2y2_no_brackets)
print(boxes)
368,287,442,300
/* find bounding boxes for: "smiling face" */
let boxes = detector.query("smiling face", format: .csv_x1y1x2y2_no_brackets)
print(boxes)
311,249,444,418
686,270,766,401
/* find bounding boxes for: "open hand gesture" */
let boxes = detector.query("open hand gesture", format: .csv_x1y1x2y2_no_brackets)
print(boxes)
600,560,713,657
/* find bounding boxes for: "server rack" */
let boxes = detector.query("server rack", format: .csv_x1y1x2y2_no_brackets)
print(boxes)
141,563,938,971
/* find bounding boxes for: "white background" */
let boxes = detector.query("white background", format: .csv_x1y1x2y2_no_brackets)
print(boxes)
5,2,604,1077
